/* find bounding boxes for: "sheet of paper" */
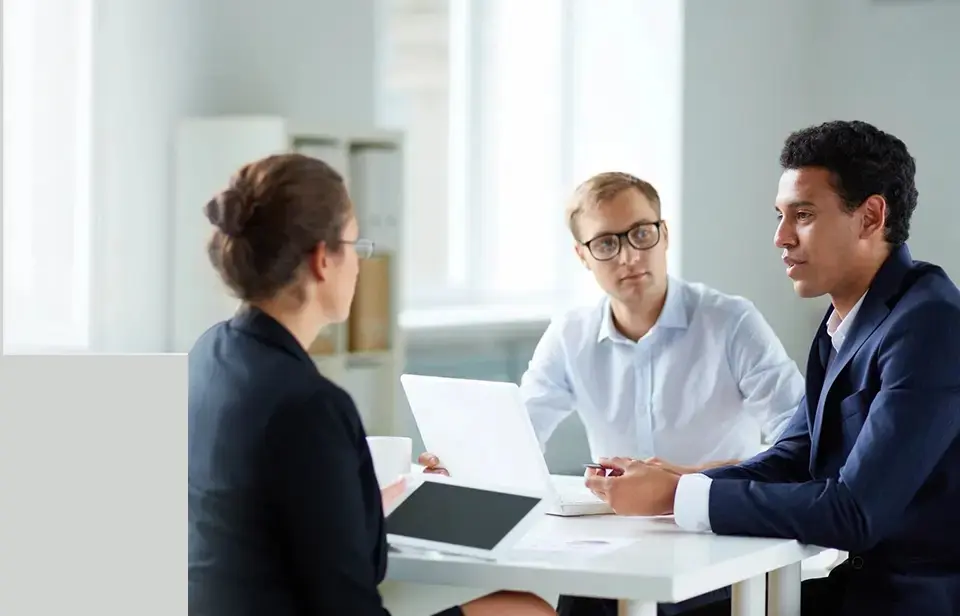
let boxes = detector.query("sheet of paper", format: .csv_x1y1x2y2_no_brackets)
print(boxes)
515,536,635,555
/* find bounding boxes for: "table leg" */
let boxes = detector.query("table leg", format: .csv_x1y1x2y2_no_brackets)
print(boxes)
767,562,802,616
617,599,657,616
731,574,766,616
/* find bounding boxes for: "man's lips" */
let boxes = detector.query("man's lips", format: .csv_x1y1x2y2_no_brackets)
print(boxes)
783,256,806,278
783,256,806,267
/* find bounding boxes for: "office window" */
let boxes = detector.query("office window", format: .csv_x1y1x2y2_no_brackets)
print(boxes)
383,0,680,314
2,0,93,353
454,0,567,303
381,0,455,308
384,0,575,312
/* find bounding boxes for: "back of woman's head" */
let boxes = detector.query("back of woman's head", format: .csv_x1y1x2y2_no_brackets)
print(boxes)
203,153,351,303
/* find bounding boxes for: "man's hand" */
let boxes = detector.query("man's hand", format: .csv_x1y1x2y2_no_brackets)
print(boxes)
645,456,742,475
417,452,449,476
584,457,681,516
644,457,698,475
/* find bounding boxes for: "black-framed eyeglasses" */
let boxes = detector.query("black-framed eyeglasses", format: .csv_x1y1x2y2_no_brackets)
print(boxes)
342,237,375,259
581,221,663,261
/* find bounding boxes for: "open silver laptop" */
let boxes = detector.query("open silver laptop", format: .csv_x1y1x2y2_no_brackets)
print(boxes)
400,374,613,516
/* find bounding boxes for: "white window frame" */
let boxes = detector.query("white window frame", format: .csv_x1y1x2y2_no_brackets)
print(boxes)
2,0,94,354
424,0,578,311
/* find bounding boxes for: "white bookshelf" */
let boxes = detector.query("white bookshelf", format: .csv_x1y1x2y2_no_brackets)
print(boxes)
173,115,406,436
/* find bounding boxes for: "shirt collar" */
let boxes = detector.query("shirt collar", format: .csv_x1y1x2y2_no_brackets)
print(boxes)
825,292,867,352
597,277,689,342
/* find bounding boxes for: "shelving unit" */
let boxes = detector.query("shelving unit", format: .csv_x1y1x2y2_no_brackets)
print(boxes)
173,115,406,436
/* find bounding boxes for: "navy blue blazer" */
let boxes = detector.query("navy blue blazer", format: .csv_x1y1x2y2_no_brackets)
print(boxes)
704,245,960,616
188,308,391,616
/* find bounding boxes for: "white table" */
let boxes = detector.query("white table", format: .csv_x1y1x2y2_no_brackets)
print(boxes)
386,513,829,616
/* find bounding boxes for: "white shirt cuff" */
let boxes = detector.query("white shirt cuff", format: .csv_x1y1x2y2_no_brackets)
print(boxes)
674,473,713,532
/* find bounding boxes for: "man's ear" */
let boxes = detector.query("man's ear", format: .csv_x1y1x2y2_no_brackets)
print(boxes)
574,243,590,269
308,243,329,282
660,219,669,248
859,195,886,239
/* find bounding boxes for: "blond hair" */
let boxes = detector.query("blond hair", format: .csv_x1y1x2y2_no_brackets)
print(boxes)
566,172,661,239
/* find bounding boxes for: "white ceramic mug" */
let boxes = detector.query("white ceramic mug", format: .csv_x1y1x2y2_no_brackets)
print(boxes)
366,436,413,488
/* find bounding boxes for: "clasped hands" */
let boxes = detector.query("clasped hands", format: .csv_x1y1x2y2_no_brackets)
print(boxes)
584,456,685,516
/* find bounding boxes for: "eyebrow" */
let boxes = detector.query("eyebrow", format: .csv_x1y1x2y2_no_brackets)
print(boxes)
775,200,817,212
591,220,659,237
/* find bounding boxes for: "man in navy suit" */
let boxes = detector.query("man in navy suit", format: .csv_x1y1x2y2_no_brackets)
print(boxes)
578,120,960,616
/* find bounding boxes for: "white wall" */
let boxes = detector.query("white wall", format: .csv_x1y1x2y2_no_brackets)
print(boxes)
680,0,960,368
89,0,380,351
820,0,960,279
681,0,829,368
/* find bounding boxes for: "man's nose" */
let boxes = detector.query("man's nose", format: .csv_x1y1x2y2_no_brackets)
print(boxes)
774,220,796,249
618,242,642,265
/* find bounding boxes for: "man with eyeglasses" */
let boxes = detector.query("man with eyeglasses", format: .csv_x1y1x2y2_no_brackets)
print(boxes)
536,172,803,469
427,172,802,474
422,171,803,615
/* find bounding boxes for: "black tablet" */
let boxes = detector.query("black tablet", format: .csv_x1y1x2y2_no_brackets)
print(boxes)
385,474,547,558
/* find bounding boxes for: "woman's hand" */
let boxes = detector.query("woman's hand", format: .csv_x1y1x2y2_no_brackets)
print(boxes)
417,452,449,475
380,476,407,512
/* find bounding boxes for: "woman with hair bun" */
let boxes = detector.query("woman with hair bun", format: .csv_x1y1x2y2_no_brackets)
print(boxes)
187,153,555,616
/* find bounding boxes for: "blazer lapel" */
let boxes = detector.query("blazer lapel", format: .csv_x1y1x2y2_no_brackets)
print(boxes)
804,310,832,447
809,245,914,466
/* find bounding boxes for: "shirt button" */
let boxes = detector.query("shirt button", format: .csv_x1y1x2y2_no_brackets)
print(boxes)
851,556,864,570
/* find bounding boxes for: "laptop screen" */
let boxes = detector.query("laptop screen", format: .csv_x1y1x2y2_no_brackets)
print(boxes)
400,375,556,494
386,480,541,550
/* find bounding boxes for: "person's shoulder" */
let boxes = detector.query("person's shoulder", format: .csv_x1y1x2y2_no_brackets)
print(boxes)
188,319,230,356
550,297,605,327
888,262,960,331
295,372,359,424
902,259,960,304
876,263,960,380
680,278,760,328
544,296,608,345
268,373,364,445
309,373,357,412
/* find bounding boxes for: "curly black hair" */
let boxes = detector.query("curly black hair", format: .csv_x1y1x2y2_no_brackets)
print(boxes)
779,120,918,246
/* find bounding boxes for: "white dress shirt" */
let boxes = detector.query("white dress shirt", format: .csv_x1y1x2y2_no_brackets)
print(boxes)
674,293,868,532
520,276,805,467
